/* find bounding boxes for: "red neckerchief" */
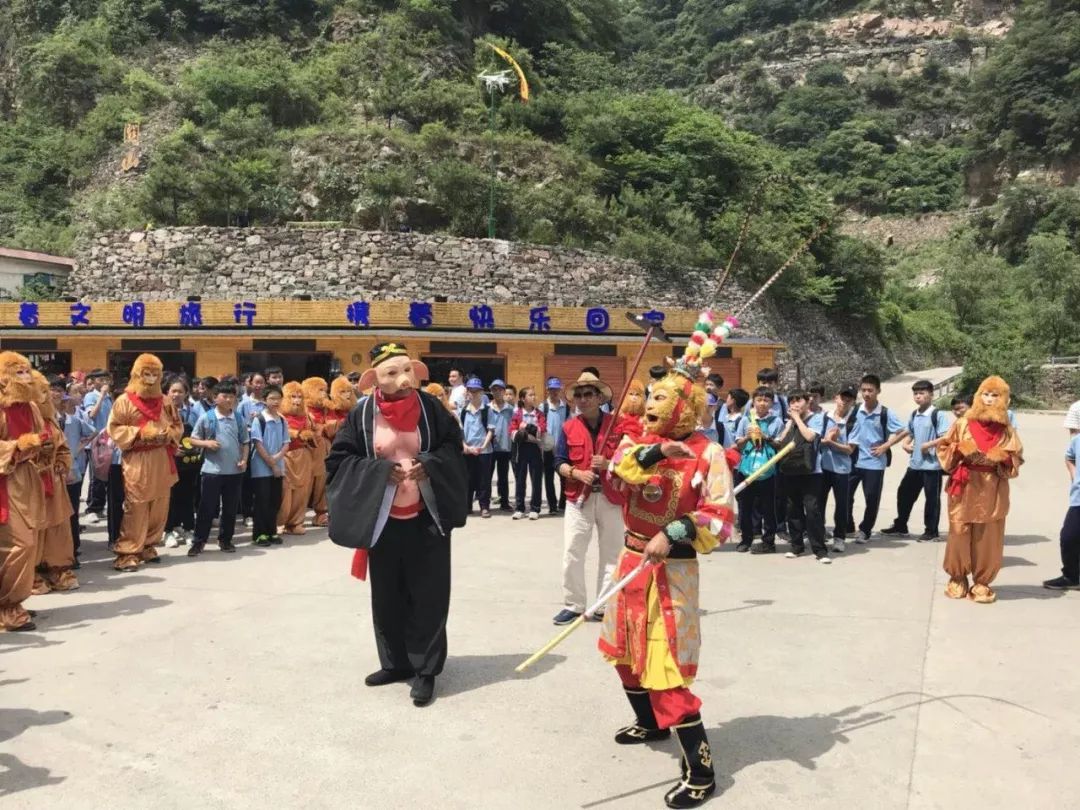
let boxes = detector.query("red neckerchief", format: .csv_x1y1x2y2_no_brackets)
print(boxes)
285,413,310,450
127,392,163,423
125,393,176,474
946,419,1009,497
968,419,1006,453
375,389,421,432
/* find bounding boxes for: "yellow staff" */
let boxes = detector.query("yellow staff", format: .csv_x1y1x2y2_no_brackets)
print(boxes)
515,441,795,673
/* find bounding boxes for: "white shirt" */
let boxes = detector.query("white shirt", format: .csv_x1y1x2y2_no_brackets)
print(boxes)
1065,400,1080,431
449,384,467,411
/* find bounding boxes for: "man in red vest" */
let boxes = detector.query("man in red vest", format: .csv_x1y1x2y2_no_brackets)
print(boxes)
551,372,623,626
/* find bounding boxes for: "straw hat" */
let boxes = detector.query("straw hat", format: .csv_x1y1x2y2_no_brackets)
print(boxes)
565,371,613,404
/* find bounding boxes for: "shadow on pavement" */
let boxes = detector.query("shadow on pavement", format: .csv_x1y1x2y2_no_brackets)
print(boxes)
439,653,567,698
28,594,172,631
700,599,773,618
992,585,1067,601
582,704,892,807
1000,555,1036,568
0,708,72,797
0,634,64,654
1004,534,1052,546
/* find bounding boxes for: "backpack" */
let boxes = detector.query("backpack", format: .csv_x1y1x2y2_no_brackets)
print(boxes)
90,432,114,481
778,422,818,475
203,409,246,445
908,407,943,438
460,404,489,430
879,406,893,467
541,401,570,421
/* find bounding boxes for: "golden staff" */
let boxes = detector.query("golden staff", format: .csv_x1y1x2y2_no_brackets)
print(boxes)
515,441,794,673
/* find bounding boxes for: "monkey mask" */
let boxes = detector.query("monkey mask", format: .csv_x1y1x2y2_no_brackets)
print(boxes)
620,379,646,418
302,377,329,411
126,354,164,399
281,382,307,417
0,351,36,407
329,376,357,413
967,375,1011,425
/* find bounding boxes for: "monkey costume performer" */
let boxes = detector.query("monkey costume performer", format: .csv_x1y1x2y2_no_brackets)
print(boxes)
31,371,78,593
106,354,183,572
0,352,51,631
601,315,736,809
324,376,355,442
326,343,467,707
277,381,318,535
937,375,1023,604
616,378,647,443
303,377,331,527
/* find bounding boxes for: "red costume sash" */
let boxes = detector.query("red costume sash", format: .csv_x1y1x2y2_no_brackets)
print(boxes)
375,389,421,432
126,393,176,474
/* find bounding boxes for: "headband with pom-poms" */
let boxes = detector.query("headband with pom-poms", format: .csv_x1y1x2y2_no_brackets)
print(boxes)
675,310,740,379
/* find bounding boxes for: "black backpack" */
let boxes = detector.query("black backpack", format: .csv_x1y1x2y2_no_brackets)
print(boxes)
460,405,489,430
778,422,818,475
879,406,893,467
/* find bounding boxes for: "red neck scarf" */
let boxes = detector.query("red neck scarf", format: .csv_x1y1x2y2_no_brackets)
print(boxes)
128,392,163,424
375,389,421,433
968,419,1005,452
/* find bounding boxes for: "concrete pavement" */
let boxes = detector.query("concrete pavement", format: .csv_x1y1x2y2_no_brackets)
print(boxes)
1,381,1078,809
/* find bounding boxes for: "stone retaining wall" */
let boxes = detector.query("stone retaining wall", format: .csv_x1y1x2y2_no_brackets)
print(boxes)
71,227,905,388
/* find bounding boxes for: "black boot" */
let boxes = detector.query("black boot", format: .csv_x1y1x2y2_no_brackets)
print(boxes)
614,688,671,744
664,713,716,809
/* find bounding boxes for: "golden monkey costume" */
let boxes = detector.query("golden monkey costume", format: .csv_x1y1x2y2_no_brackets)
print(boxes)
937,376,1023,604
277,381,317,534
303,377,331,526
106,354,183,571
0,352,50,631
31,371,78,593
601,313,736,809
616,378,647,443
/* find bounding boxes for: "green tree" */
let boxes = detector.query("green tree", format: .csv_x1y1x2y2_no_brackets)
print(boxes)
1020,232,1080,356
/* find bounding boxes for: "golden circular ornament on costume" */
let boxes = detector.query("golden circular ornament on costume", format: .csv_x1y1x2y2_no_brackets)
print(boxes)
642,482,663,502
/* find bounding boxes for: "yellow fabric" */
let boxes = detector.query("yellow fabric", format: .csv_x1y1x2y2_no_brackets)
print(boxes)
612,442,659,486
609,572,691,690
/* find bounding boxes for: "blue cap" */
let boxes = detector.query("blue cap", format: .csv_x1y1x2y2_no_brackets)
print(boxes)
546,377,562,390
465,377,484,390
489,378,506,389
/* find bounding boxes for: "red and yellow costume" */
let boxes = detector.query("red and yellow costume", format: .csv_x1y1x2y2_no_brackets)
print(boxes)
303,377,331,526
937,375,1023,603
599,312,735,810
0,352,50,631
277,381,318,534
106,354,183,571
31,372,78,593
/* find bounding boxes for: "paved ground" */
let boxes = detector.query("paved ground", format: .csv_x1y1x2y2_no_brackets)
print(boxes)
2,379,1079,809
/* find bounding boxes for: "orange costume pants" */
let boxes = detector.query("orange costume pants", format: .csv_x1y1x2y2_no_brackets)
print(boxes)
0,510,36,630
115,495,169,569
310,473,328,522
943,519,1005,587
279,470,314,533
34,522,77,592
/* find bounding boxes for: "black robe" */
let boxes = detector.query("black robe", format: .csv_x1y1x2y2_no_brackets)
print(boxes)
325,390,468,547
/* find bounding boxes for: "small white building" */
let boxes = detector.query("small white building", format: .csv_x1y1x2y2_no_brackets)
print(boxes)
0,246,76,298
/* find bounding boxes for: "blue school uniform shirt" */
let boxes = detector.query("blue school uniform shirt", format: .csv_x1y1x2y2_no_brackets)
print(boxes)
489,403,514,453
735,413,783,479
61,411,96,482
820,410,858,475
907,407,952,471
237,396,266,426
698,425,720,443
853,402,906,471
461,405,493,454
541,399,570,447
250,413,287,478
720,409,747,450
82,390,112,432
743,393,787,421
192,408,249,475
1067,435,1080,508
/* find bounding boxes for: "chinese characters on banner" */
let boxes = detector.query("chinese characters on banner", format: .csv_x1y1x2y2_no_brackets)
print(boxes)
6,301,640,334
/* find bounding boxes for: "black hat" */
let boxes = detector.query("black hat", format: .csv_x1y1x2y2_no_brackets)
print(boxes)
838,385,857,399
370,342,410,367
